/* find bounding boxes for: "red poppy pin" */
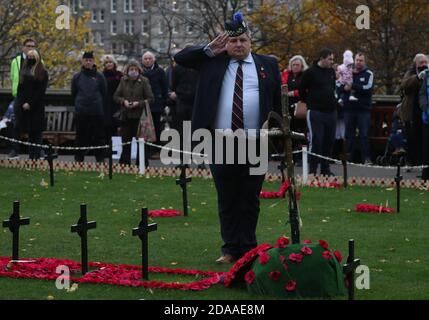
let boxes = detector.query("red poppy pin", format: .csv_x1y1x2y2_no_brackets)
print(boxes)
260,67,266,79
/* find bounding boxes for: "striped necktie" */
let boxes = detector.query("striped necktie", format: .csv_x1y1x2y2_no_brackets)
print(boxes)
231,60,244,131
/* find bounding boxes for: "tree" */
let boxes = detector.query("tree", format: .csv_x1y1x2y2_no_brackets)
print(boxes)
0,0,99,88
249,0,321,70
312,0,429,94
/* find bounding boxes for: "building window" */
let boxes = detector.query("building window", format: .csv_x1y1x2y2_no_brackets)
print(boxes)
91,9,97,23
172,0,179,11
96,32,104,45
158,20,164,34
91,32,97,45
124,0,135,13
186,24,193,34
247,0,254,11
186,1,193,11
112,42,117,53
142,19,149,35
124,20,135,35
141,0,147,12
72,0,79,14
111,0,117,13
158,42,166,52
111,20,117,35
172,20,179,34
99,9,105,22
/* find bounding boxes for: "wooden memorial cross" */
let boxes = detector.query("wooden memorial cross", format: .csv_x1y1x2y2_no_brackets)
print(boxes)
2,201,30,261
132,208,157,280
342,239,361,300
176,164,192,217
71,204,97,275
44,145,58,187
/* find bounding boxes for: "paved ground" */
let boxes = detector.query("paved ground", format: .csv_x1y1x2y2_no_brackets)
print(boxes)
0,151,422,181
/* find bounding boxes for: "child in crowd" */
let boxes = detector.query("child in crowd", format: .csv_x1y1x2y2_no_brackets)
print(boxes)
337,50,358,106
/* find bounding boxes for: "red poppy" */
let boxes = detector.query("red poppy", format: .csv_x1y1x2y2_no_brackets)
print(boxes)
269,271,281,282
288,253,303,263
319,240,329,249
286,280,297,292
333,250,343,263
300,246,313,256
303,239,312,244
245,270,256,285
274,236,290,248
322,250,333,260
258,251,271,265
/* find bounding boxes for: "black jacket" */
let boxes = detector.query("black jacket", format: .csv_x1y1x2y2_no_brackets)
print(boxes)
174,46,282,131
15,68,49,133
142,62,168,113
342,67,374,111
72,66,107,116
300,63,337,113
171,64,199,104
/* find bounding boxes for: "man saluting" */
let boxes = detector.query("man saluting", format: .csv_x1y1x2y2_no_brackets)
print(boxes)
174,13,281,264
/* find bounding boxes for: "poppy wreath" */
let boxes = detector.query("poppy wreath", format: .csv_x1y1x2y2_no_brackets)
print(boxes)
355,204,395,214
224,237,346,298
149,210,182,218
0,257,223,291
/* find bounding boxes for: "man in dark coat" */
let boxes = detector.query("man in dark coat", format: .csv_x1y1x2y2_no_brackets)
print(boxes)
71,51,107,163
142,51,168,158
174,12,281,264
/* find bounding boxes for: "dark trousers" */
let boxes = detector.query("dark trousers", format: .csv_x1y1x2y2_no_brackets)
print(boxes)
405,105,423,166
344,110,371,162
75,115,105,162
307,109,337,174
28,130,42,159
422,123,429,180
210,163,265,259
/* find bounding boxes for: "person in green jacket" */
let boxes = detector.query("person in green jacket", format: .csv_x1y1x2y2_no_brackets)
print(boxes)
8,38,37,159
11,39,37,98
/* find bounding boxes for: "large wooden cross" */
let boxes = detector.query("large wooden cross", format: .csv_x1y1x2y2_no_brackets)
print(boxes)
343,239,361,300
2,201,30,261
132,208,157,280
71,204,97,275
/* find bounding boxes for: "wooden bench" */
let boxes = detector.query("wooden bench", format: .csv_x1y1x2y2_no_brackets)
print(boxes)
42,106,76,146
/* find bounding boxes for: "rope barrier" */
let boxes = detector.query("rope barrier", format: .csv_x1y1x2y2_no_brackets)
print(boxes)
1,134,428,170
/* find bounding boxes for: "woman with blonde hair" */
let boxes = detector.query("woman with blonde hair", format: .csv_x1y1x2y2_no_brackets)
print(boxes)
281,55,309,154
15,49,48,159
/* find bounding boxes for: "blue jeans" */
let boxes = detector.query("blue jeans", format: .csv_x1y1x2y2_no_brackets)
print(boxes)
344,110,371,162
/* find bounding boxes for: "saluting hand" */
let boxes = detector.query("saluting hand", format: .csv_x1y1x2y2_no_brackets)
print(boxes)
208,32,229,56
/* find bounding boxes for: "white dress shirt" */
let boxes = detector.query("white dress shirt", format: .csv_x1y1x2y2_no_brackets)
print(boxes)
213,54,260,130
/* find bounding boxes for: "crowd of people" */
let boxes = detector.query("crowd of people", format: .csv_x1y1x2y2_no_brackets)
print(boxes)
1,37,429,180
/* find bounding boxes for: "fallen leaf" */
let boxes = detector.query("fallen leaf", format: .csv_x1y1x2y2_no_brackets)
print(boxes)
66,283,79,293
47,295,55,300
184,223,189,227
40,179,48,188
170,262,179,266
120,230,127,236
386,188,394,191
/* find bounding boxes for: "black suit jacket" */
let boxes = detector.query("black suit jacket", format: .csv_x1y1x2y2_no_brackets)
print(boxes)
174,45,282,131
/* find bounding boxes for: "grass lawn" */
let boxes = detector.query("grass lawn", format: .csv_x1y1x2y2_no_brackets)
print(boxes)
0,167,428,300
